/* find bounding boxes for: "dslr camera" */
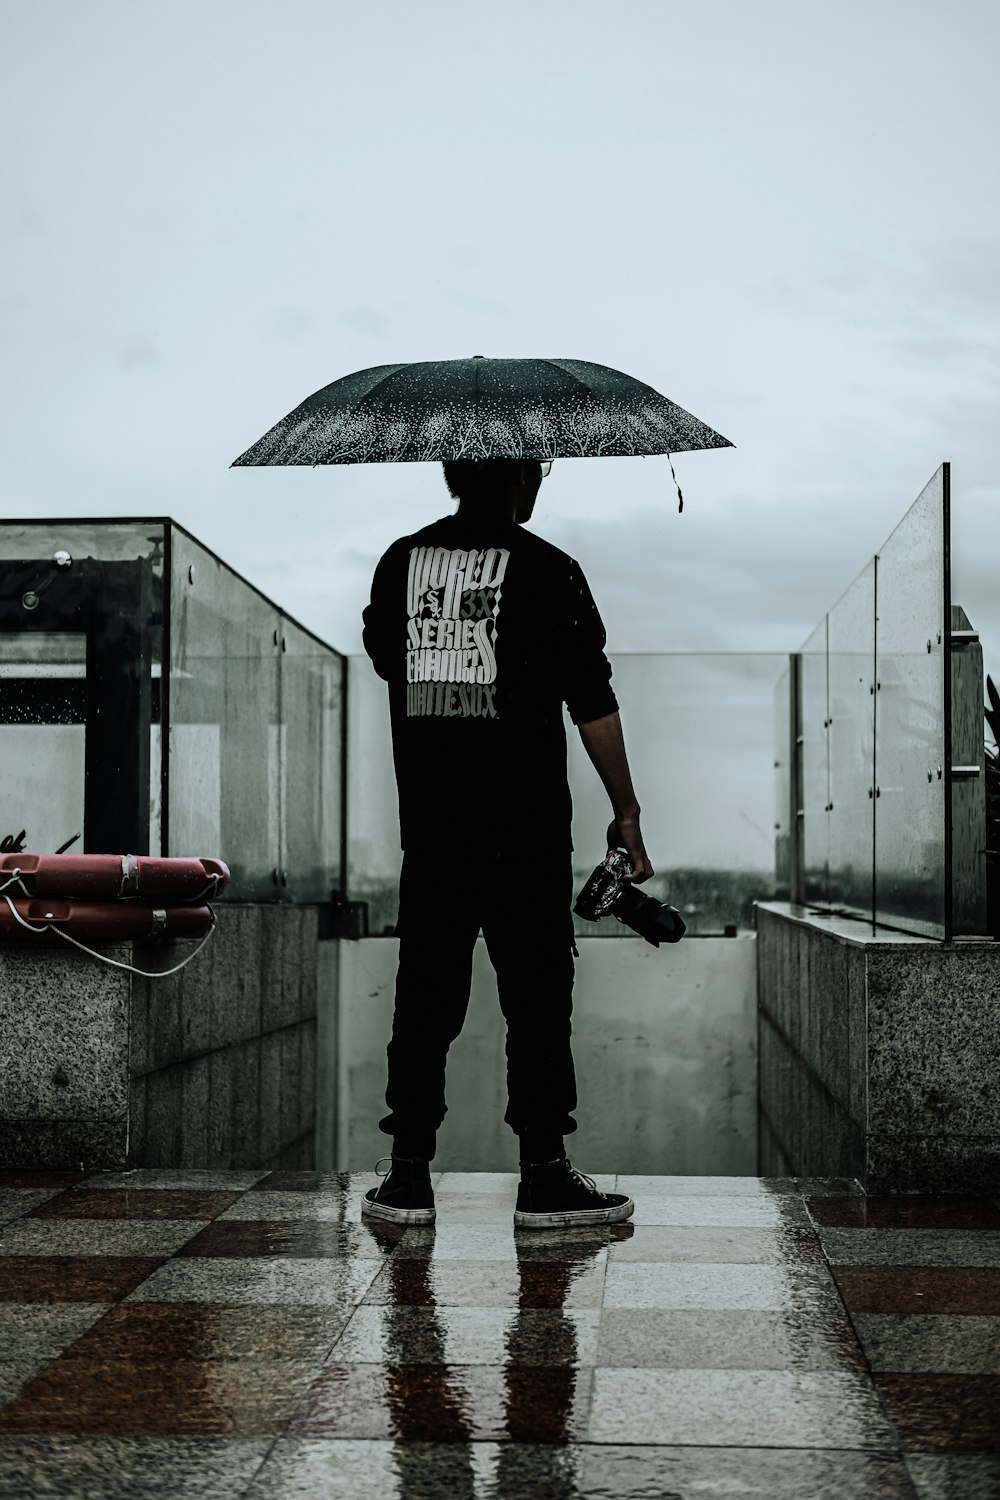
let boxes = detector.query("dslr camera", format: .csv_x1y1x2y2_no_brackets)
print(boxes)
574,848,686,947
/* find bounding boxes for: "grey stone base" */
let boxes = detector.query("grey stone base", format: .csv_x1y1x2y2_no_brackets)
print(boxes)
757,903,1000,1193
0,1119,127,1171
0,905,322,1171
867,1135,1000,1196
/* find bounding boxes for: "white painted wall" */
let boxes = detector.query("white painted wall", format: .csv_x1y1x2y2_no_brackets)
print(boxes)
320,935,758,1175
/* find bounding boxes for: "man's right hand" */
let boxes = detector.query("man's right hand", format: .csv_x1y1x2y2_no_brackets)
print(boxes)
606,815,654,884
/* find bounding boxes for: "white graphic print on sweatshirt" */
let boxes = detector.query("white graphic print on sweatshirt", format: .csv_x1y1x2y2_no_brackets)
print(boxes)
405,545,510,718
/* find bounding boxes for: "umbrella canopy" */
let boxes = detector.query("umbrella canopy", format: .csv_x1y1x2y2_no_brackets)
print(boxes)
231,356,733,467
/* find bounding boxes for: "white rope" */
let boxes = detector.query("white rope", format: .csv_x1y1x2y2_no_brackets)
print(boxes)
1,893,216,977
185,877,226,905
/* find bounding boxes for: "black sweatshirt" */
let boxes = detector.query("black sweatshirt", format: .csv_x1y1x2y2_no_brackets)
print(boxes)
362,513,618,850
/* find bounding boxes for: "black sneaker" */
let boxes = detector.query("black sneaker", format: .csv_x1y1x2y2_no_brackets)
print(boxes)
361,1155,436,1226
514,1157,635,1229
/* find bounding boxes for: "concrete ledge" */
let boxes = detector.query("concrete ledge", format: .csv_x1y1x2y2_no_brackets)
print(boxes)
756,903,930,947
757,902,1000,1193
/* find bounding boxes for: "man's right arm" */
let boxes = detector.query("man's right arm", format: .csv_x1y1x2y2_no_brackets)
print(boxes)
577,711,654,883
561,558,653,883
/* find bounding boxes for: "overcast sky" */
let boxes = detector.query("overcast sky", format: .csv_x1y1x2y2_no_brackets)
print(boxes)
4,0,999,680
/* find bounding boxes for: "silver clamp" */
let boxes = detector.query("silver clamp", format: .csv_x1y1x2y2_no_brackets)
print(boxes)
149,908,168,936
119,854,141,899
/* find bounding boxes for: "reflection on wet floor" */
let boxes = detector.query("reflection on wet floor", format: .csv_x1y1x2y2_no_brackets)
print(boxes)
0,1171,998,1497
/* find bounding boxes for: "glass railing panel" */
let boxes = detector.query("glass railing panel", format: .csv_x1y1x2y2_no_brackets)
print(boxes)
800,618,830,906
168,527,281,898
0,522,165,856
874,467,948,936
347,652,784,937
567,654,783,936
0,522,167,567
346,655,402,934
773,663,791,898
827,561,876,917
281,618,346,902
1,519,342,893
0,631,87,857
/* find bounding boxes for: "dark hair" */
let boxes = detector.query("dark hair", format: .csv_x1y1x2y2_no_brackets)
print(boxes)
442,458,534,502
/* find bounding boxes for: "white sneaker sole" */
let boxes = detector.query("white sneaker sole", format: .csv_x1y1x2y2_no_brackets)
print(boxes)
361,1197,436,1226
514,1197,635,1230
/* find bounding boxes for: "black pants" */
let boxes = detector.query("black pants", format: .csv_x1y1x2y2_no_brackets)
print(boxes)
380,844,578,1154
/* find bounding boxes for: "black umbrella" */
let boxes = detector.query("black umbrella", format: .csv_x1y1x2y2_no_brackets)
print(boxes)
232,356,733,469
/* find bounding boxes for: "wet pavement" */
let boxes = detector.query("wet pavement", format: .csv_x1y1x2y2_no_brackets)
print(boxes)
0,1171,998,1497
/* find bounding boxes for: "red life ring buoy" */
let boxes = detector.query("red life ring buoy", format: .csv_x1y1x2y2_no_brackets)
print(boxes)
0,854,229,901
0,898,215,942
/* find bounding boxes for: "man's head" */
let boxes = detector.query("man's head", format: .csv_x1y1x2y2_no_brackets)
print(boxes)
442,458,549,525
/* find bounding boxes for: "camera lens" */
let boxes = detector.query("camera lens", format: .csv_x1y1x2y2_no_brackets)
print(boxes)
614,885,686,947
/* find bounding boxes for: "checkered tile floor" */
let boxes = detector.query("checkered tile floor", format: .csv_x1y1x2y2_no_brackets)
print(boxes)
1,1171,998,1497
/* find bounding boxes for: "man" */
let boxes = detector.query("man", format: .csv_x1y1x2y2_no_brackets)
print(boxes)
360,457,652,1228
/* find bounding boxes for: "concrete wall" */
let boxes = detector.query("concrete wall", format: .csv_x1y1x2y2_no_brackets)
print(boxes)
758,902,1000,1192
326,935,759,1175
0,904,322,1171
